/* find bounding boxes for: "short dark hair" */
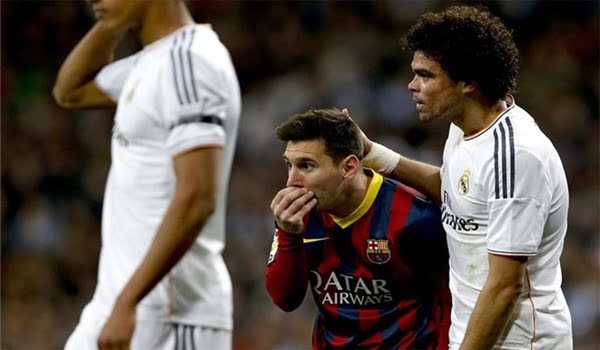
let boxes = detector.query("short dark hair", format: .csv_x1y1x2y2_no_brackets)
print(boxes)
275,108,363,164
401,6,519,102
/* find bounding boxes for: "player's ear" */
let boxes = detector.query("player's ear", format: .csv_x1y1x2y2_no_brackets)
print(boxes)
341,155,360,179
462,80,478,95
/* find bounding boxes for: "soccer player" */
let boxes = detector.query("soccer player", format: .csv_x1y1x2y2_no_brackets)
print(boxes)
266,108,451,349
53,0,240,349
350,6,573,349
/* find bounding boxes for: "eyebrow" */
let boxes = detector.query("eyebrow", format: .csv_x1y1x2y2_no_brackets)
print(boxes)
413,68,433,76
283,155,316,163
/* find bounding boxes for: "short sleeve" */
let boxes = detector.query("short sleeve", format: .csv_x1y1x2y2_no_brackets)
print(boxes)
95,54,139,102
154,35,232,156
486,150,552,256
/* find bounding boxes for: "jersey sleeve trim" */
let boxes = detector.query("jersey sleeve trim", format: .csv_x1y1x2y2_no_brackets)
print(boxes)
169,114,223,130
487,249,536,257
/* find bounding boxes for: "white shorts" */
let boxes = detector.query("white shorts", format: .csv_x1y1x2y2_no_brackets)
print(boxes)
65,314,231,350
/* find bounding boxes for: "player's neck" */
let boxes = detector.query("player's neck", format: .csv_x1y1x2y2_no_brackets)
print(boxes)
329,172,371,219
137,1,195,46
454,98,507,138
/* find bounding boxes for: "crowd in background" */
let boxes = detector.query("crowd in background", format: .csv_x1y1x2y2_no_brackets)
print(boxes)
1,1,598,349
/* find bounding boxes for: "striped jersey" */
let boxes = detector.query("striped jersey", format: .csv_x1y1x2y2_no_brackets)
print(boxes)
266,171,451,349
441,97,572,349
82,24,240,329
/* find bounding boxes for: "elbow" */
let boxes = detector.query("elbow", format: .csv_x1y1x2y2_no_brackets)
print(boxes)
52,85,74,109
265,273,303,312
276,301,301,313
266,286,302,312
183,190,216,223
496,280,524,308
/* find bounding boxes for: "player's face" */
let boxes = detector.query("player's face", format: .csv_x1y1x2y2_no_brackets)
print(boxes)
284,139,346,213
408,50,466,123
88,0,148,29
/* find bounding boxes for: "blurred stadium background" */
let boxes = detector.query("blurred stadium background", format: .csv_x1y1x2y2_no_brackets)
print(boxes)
1,1,598,349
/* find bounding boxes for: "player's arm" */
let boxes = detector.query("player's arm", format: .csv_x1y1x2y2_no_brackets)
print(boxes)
265,228,309,312
265,187,317,311
341,109,441,205
388,154,441,206
460,253,527,350
97,146,220,349
53,22,124,109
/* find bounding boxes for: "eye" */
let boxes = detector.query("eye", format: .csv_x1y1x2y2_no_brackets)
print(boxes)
299,162,314,171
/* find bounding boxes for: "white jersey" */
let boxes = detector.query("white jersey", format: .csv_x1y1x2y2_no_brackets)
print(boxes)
441,98,572,349
83,24,240,330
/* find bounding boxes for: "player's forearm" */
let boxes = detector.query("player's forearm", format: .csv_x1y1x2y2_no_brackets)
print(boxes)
53,22,124,107
390,156,441,205
115,190,215,308
363,142,441,204
265,230,308,312
459,280,521,349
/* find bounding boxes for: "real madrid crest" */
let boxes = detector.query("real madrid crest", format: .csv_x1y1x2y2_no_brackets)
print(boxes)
458,169,472,195
366,239,391,264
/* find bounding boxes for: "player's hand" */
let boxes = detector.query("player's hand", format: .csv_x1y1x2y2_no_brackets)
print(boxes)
271,187,317,234
341,108,373,157
98,299,136,350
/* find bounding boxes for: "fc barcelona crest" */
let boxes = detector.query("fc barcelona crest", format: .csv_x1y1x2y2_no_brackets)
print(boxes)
366,239,391,264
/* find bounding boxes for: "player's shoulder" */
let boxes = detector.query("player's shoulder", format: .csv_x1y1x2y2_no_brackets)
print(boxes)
502,104,556,157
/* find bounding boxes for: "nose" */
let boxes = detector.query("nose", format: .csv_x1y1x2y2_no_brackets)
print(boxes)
286,167,304,188
408,75,419,92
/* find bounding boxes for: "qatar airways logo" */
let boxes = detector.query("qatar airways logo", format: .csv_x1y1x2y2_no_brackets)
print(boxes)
310,271,393,306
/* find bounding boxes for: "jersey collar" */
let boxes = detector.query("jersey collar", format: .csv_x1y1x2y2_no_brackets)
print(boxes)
463,94,516,141
329,169,383,229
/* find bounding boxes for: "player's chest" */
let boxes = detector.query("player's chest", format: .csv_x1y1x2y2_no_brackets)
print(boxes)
441,145,489,227
113,64,165,145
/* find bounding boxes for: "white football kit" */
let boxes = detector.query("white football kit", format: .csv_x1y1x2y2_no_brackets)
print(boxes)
66,24,240,349
441,97,572,349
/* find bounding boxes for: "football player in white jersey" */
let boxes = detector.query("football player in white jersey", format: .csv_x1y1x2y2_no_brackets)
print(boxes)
345,6,572,350
53,0,240,349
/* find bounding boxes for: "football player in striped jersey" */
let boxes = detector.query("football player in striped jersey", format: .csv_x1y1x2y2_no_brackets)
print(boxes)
266,108,451,349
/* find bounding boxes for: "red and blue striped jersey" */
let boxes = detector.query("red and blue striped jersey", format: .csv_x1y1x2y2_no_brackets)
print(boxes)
266,171,451,349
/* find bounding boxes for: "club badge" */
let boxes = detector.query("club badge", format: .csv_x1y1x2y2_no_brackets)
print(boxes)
458,169,472,195
366,239,391,264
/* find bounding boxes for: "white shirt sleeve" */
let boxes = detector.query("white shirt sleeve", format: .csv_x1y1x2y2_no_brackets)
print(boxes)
95,54,139,102
154,41,229,156
486,149,552,256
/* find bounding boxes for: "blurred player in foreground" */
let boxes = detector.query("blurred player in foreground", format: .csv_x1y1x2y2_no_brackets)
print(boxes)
350,6,572,349
53,0,240,349
265,108,450,349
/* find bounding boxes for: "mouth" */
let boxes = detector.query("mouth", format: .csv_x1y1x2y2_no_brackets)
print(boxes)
413,97,424,110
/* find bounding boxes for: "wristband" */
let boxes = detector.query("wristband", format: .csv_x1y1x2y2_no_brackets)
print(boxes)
363,142,401,175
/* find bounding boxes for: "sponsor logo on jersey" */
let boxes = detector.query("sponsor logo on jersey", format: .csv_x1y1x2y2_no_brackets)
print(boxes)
458,169,472,195
310,270,393,306
366,239,391,264
441,190,479,231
